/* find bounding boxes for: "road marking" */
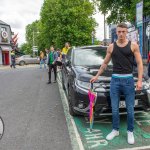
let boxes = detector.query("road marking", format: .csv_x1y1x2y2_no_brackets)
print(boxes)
86,118,111,124
85,128,108,148
0,116,4,140
119,145,150,150
57,73,84,150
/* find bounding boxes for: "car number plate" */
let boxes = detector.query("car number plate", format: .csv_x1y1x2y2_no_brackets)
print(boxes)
119,100,138,108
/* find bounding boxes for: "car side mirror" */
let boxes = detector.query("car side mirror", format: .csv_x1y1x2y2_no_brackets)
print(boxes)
65,59,71,66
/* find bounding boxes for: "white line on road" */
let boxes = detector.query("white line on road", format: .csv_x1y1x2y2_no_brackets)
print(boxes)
119,145,150,150
57,73,84,150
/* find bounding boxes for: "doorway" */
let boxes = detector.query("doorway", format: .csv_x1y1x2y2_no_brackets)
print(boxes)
2,51,9,65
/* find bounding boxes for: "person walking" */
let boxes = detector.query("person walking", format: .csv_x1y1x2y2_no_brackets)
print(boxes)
39,51,46,69
90,23,143,145
47,46,58,84
147,51,150,77
10,50,16,68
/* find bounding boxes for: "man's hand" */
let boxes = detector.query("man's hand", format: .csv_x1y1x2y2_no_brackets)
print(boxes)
90,76,98,83
136,80,142,91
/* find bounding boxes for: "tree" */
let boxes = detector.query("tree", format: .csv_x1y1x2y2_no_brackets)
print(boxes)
19,43,31,54
93,0,150,24
39,0,97,48
22,20,41,54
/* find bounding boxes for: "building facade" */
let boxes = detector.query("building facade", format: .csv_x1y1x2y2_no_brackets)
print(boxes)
0,20,13,65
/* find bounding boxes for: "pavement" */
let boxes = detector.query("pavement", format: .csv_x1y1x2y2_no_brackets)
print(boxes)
0,64,40,70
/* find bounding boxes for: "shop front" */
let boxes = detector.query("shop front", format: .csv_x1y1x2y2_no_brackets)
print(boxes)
0,45,12,65
0,20,13,65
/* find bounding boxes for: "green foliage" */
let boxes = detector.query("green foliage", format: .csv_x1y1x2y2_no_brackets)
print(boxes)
19,43,32,54
26,20,40,52
39,0,97,48
93,0,150,24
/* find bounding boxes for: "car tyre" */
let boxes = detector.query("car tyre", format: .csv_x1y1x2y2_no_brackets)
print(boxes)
68,86,77,116
61,73,66,91
19,61,25,66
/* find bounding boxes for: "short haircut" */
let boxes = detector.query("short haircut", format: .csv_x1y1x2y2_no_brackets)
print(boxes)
117,23,127,29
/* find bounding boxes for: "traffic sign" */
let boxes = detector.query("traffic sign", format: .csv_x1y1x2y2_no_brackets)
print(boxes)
136,1,143,27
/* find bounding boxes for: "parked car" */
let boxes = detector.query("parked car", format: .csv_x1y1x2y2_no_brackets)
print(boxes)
15,55,40,66
61,45,150,116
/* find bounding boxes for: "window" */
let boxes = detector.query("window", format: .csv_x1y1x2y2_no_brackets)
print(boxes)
1,27,6,32
24,55,31,58
73,47,112,66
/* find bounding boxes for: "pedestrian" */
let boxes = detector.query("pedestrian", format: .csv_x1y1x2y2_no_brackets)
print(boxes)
90,23,143,145
39,51,46,69
45,48,50,69
47,46,58,84
10,50,16,68
56,48,62,68
61,42,71,61
147,51,150,77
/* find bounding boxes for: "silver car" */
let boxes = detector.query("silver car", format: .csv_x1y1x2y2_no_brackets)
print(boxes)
15,55,40,66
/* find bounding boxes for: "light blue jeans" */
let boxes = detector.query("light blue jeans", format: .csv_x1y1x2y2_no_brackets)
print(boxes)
40,59,46,69
110,77,135,132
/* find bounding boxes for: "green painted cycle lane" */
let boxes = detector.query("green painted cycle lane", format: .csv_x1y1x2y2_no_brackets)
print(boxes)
73,112,150,150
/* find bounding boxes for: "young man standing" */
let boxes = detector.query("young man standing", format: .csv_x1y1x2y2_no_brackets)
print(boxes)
90,23,143,144
47,46,58,84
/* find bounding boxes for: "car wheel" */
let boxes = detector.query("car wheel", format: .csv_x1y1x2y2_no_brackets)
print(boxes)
68,86,77,116
19,61,25,66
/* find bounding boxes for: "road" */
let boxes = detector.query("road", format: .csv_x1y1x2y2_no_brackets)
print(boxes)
0,67,72,150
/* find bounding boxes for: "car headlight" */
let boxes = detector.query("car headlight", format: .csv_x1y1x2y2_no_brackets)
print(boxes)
142,81,150,90
76,79,90,90
75,79,106,92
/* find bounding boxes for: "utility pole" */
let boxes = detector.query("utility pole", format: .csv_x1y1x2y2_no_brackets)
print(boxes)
104,13,106,45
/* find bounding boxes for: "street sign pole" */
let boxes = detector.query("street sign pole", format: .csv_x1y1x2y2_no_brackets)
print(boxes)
136,1,143,57
146,22,150,53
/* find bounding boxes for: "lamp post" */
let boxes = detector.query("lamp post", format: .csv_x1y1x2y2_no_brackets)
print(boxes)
104,13,106,40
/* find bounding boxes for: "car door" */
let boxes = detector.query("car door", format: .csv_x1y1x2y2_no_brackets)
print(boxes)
62,49,72,94
31,57,38,64
24,55,32,64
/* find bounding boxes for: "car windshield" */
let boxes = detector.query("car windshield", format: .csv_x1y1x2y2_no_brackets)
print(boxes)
73,48,112,66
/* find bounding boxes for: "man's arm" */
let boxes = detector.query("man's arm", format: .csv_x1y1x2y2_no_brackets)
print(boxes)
131,42,143,90
53,52,58,63
90,44,113,83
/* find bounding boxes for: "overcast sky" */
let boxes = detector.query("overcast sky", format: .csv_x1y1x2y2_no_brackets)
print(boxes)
0,0,106,46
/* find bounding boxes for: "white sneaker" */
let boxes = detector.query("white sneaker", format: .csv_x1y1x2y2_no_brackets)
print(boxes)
106,130,119,140
127,131,135,144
